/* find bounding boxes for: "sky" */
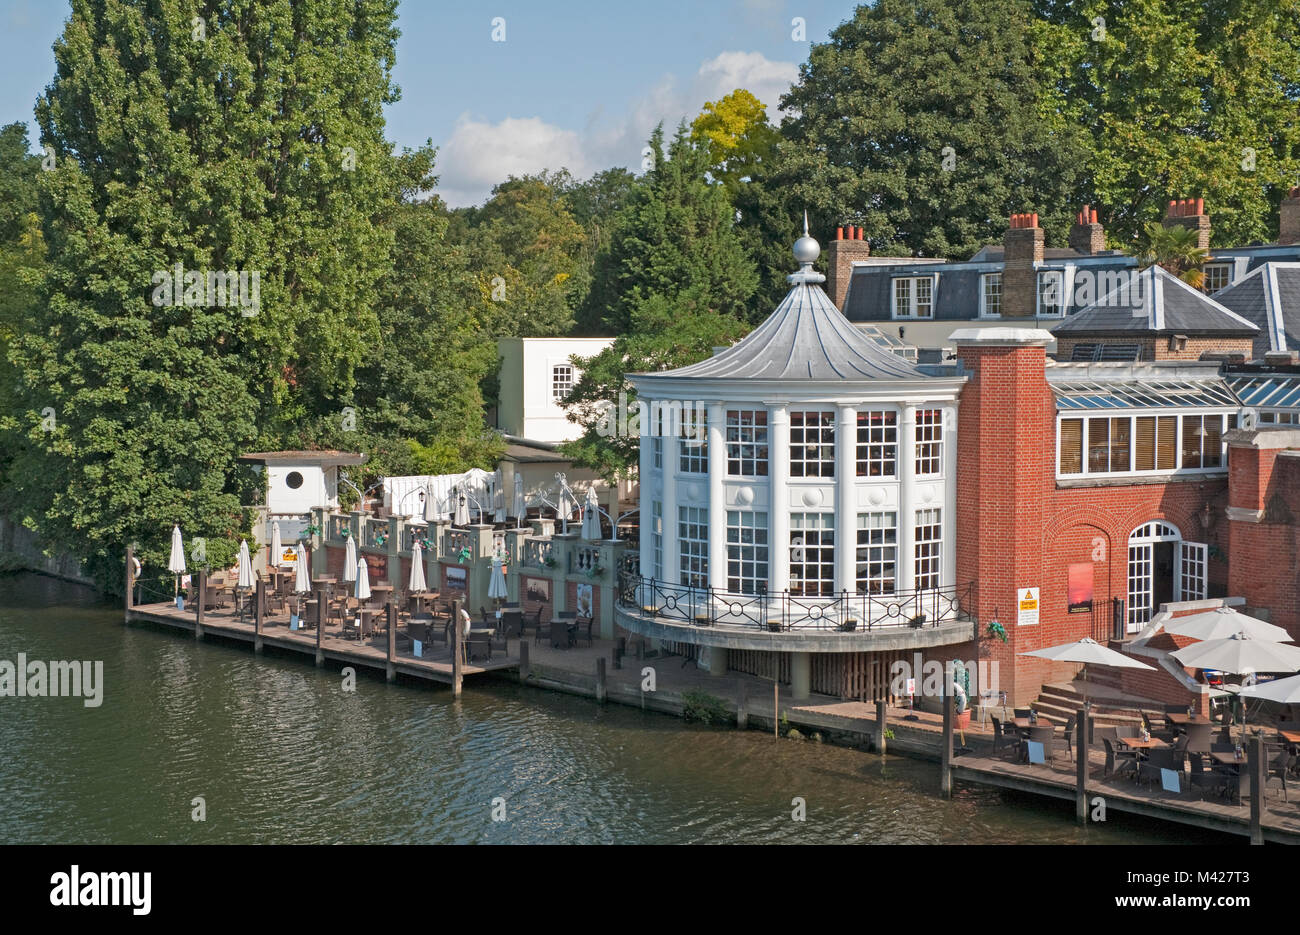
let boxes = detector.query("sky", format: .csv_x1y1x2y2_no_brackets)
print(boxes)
0,0,860,207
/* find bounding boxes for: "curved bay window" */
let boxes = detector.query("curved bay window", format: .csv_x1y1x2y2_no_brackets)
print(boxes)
856,511,897,594
856,410,898,477
789,512,835,597
726,510,769,593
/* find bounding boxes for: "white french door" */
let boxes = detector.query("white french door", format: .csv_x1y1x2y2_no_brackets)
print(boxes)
1177,541,1208,602
1127,542,1154,632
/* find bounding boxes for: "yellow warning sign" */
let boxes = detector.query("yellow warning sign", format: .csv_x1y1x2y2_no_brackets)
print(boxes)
1017,587,1039,626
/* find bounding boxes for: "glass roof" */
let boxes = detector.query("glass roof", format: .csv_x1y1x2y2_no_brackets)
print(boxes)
1228,376,1300,409
1053,379,1240,410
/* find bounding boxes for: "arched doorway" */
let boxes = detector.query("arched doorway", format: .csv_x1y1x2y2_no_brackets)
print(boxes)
1126,521,1206,632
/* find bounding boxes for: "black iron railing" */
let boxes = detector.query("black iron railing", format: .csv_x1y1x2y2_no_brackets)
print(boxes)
616,573,975,633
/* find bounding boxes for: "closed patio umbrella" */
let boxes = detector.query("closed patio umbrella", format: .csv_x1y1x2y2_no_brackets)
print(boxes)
454,487,471,526
1171,632,1300,675
488,554,508,601
168,524,186,595
270,521,283,567
343,534,357,583
408,540,427,593
355,559,371,602
1020,637,1154,706
581,486,601,540
513,474,525,528
293,542,311,594
493,468,506,524
423,483,439,523
1164,606,1292,643
237,539,253,589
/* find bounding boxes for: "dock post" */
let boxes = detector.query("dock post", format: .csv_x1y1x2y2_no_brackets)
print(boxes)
1249,731,1264,845
451,599,463,697
254,578,264,654
736,679,748,730
1075,706,1088,824
385,602,396,682
595,657,607,704
874,699,887,755
518,640,529,681
195,571,205,639
614,636,625,670
124,546,135,621
314,588,324,667
940,693,954,798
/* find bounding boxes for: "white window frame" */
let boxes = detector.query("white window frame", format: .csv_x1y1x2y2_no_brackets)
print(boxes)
914,508,942,592
1037,270,1065,317
789,410,836,479
678,505,708,589
1055,411,1235,480
855,409,898,478
891,275,936,319
1202,263,1232,295
856,511,897,595
726,409,769,477
652,500,663,579
679,409,707,474
789,512,835,597
726,510,769,594
914,408,943,477
979,272,1002,318
551,364,575,403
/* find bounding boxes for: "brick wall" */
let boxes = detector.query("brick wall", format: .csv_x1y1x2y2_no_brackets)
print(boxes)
1055,335,1253,363
1226,441,1300,637
827,227,870,310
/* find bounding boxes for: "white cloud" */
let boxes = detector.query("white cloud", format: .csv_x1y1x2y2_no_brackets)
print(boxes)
435,51,798,208
437,115,594,208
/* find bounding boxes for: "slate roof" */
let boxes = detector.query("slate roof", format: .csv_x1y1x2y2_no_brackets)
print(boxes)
1053,265,1258,336
637,280,926,383
1212,262,1300,357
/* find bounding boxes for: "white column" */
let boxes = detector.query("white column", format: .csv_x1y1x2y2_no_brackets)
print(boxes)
898,404,917,593
707,403,727,592
942,403,958,589
638,408,654,593
768,404,790,593
835,404,857,594
663,431,679,586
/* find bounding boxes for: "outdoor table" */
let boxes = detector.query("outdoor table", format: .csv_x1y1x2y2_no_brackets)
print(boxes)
1166,713,1211,726
1117,736,1168,751
1278,729,1300,746
1210,750,1246,766
1012,717,1051,731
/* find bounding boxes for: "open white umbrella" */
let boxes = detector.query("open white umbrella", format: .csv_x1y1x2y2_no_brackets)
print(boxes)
293,542,311,594
343,534,357,583
488,554,508,601
354,559,371,602
168,524,186,594
581,486,601,540
1171,632,1300,675
454,486,470,526
1020,637,1154,706
408,540,427,593
493,468,506,523
513,474,525,528
1164,606,1292,643
1239,673,1300,705
270,521,283,567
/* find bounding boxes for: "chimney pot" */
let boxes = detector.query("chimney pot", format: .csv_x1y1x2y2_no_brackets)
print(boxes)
1167,200,1177,216
836,227,843,241
1090,208,1098,224
1195,197,1205,215
1030,213,1039,228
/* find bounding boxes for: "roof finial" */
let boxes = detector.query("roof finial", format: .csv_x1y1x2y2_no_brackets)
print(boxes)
790,211,824,284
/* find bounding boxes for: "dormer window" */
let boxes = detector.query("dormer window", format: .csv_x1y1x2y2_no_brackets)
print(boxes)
1202,263,1231,294
892,276,934,319
1037,271,1065,316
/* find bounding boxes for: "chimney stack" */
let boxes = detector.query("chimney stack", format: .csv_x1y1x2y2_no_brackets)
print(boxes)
1280,186,1300,245
827,222,871,311
1068,204,1105,255
1002,212,1044,318
1163,195,1211,249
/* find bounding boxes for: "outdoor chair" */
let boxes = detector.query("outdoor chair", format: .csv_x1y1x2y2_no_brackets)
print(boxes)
1116,725,1139,739
1059,714,1077,762
1138,748,1178,789
500,610,522,639
1268,748,1291,802
1184,723,1212,753
1013,708,1031,720
466,632,492,663
1093,725,1117,749
549,618,570,649
572,616,594,648
1188,753,1218,799
991,717,1021,760
1026,725,1056,764
1102,738,1139,779
534,608,553,646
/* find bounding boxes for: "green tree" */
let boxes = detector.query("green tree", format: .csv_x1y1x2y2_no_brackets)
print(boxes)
743,0,1090,304
1034,0,1300,247
1139,222,1208,288
579,124,759,335
690,89,780,198
11,0,404,591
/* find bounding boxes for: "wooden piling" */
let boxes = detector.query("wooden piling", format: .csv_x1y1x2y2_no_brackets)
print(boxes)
518,639,529,681
314,586,324,667
940,693,954,797
736,679,748,730
451,599,463,696
124,546,135,620
1076,707,1088,824
614,636,625,670
254,577,264,654
595,657,606,704
195,570,205,638
875,699,887,755
774,682,779,738
385,602,396,682
1249,732,1264,845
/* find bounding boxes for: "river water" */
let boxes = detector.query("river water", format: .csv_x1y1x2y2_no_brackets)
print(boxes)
0,573,1222,844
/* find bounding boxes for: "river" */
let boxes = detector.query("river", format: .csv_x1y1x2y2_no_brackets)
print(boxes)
0,572,1223,844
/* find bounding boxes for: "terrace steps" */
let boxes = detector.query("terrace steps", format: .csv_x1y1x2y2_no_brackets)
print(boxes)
1030,682,1164,729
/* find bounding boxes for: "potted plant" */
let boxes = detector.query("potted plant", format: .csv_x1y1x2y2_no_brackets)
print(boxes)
542,554,557,569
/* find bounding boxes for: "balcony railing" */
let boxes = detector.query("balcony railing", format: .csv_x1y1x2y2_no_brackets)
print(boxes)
522,538,553,568
570,545,600,574
617,573,974,633
328,514,352,543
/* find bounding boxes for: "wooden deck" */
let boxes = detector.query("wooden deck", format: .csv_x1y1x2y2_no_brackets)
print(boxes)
951,745,1300,843
125,600,518,685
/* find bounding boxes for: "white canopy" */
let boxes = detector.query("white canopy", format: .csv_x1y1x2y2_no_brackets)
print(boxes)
383,469,493,521
1019,637,1153,706
1239,673,1300,704
1171,632,1300,675
1163,606,1292,643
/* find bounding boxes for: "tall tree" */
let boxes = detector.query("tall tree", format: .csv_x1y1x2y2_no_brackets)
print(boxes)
11,0,403,590
690,88,780,199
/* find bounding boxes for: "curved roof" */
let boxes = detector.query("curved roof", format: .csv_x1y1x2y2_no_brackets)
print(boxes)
635,281,925,383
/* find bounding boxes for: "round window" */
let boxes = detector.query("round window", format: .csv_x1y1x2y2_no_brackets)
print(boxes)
285,471,304,490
